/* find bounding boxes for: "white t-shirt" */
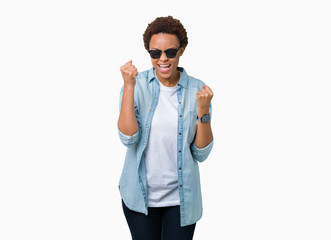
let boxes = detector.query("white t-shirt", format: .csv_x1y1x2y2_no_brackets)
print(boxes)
144,80,179,207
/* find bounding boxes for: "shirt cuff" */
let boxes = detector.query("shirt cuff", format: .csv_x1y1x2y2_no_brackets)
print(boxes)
190,139,214,162
118,128,140,147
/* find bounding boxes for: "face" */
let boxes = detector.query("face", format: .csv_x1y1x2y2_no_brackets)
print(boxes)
149,33,185,84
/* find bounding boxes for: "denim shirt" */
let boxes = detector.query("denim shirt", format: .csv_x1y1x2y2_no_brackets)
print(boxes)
118,67,213,226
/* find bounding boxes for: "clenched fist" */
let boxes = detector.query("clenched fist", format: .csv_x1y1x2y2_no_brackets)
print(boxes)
120,60,138,87
196,85,213,115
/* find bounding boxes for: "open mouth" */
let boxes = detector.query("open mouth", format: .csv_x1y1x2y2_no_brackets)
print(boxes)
157,64,171,73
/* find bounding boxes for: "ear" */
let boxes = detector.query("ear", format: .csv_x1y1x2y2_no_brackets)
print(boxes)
179,47,185,56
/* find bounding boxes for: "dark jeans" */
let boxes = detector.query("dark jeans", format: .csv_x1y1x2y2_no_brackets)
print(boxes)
122,200,196,240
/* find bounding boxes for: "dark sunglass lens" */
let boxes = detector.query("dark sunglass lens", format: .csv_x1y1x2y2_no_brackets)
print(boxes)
149,50,162,59
165,49,178,58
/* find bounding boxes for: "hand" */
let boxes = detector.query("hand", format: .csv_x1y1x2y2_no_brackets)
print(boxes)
120,60,138,87
196,85,213,116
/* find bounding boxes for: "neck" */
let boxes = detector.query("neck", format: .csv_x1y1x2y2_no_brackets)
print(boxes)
157,70,180,87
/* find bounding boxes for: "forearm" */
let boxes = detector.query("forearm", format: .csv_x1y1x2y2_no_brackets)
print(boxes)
118,85,138,136
194,109,213,148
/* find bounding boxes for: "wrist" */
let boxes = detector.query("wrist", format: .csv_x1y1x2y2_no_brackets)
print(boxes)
124,84,135,91
197,107,209,117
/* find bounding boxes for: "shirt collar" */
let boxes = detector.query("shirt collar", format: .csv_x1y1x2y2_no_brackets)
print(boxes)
147,67,188,88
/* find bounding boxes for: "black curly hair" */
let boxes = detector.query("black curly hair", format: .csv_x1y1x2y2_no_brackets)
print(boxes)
143,16,188,50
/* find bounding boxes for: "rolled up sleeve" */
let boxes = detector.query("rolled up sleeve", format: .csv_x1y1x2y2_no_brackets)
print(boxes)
118,128,141,148
190,139,214,162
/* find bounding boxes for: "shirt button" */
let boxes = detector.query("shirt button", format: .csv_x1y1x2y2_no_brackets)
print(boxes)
179,101,181,104
180,185,182,187
179,150,181,153
179,167,181,170
179,133,181,135
144,142,146,145
179,115,182,117
146,125,149,128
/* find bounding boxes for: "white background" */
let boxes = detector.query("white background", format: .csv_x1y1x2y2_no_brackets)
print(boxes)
1,0,330,239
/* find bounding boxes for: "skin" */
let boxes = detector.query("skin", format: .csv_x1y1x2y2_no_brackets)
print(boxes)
118,33,213,148
118,60,138,136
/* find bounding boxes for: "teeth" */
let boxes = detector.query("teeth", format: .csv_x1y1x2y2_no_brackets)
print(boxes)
159,64,170,68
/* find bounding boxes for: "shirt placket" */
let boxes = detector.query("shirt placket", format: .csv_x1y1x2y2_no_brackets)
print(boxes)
176,84,185,223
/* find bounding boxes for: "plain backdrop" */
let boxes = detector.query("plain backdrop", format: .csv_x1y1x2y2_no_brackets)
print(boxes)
0,0,330,239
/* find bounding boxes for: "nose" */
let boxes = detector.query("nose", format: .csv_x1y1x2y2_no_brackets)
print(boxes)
159,51,168,61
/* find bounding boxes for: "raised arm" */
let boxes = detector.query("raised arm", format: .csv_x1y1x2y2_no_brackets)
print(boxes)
118,60,139,136
194,85,214,148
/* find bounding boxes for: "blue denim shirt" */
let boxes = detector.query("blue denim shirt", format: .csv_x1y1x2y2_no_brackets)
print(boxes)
118,67,213,226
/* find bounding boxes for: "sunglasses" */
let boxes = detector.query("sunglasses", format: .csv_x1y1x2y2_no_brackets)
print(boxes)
148,48,180,59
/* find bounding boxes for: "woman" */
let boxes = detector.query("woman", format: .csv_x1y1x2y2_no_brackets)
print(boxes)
118,16,214,240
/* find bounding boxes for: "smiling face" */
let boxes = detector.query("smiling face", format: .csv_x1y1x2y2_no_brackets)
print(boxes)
149,33,185,86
